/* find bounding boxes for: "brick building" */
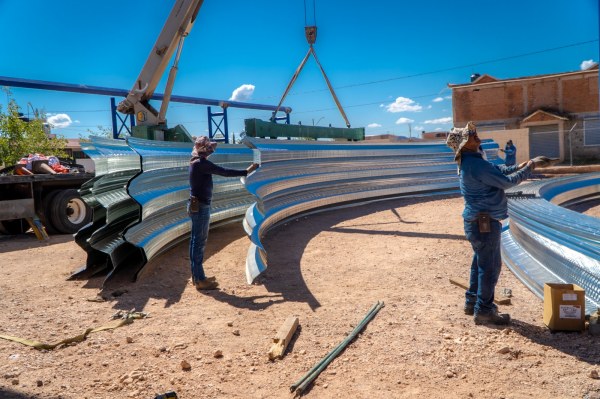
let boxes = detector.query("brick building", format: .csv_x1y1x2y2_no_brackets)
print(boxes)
448,64,599,165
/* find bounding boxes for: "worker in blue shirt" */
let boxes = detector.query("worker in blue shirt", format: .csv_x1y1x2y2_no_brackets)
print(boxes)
499,140,517,166
446,123,534,325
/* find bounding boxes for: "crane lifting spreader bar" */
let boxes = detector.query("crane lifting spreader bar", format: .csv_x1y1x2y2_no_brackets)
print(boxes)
271,25,352,128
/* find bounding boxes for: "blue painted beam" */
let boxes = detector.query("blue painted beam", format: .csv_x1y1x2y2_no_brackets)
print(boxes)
0,76,292,113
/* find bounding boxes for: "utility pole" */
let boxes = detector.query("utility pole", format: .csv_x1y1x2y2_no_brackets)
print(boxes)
408,123,412,141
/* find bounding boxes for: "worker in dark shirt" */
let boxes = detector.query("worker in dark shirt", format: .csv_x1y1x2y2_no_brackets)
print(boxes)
188,136,259,290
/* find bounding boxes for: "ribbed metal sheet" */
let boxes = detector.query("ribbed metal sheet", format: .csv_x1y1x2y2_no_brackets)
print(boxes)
502,173,600,315
73,137,142,282
77,136,255,284
77,136,506,287
242,138,501,283
123,138,254,274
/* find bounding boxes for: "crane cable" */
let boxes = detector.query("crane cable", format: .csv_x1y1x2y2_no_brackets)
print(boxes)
271,0,351,128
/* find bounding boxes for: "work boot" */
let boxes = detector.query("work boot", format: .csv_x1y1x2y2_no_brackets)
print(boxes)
474,310,510,326
196,279,219,290
464,303,475,316
191,276,217,285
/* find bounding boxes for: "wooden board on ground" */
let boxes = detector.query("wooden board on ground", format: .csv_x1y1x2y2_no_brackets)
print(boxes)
449,277,511,305
268,316,299,361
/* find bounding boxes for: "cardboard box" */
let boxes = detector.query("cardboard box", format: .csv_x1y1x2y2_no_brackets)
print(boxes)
543,283,585,331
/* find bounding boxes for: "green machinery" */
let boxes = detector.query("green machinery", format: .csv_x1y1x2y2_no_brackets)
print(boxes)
244,118,364,141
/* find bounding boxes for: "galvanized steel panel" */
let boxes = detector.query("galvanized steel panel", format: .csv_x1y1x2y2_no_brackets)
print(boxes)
240,137,499,283
76,136,505,287
503,173,600,314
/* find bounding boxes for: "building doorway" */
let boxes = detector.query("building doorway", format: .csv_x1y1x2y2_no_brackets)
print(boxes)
529,124,560,158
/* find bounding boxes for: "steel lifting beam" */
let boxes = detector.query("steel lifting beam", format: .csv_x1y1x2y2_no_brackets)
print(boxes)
0,76,292,141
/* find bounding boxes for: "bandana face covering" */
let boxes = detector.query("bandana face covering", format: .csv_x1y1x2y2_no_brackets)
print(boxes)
192,136,218,157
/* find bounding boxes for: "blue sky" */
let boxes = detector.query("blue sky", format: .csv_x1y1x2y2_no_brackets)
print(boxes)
0,0,598,139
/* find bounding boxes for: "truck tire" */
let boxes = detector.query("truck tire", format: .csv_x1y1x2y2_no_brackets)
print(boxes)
0,219,29,235
48,189,92,234
40,190,60,234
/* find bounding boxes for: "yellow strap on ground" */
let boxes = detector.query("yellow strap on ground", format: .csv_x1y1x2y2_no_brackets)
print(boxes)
0,316,135,350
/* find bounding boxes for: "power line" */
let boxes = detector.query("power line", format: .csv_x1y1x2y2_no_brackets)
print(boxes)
45,109,109,113
336,39,599,90
254,39,599,99
292,92,442,114
274,40,598,116
30,39,600,119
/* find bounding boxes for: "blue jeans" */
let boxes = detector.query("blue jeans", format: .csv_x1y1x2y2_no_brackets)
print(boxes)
189,203,211,284
464,218,502,315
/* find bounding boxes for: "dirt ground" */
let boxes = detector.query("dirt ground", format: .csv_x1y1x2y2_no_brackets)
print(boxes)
1,194,600,399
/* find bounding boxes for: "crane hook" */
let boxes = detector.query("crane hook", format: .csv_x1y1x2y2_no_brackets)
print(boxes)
305,26,317,45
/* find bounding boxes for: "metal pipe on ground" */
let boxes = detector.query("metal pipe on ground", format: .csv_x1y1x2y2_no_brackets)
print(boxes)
290,301,385,395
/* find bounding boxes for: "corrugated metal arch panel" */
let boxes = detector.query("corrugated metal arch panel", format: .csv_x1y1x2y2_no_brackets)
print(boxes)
77,136,503,286
503,173,600,315
122,139,255,280
241,137,493,283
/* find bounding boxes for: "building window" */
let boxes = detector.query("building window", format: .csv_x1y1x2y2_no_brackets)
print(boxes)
584,119,600,146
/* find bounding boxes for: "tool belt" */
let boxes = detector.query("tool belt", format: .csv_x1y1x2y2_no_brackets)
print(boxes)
189,196,200,213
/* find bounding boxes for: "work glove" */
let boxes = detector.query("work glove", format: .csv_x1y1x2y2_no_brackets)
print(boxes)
246,163,260,174
531,156,560,168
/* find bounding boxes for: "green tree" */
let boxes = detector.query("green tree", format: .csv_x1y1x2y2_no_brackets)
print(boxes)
82,125,114,140
0,89,67,167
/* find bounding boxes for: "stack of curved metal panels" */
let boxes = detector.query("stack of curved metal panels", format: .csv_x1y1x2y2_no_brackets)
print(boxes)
77,136,505,287
242,138,501,283
76,136,254,284
73,137,142,280
123,138,254,280
502,173,600,315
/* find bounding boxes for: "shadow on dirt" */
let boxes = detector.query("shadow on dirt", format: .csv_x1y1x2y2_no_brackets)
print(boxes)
0,233,74,254
0,387,55,399
79,194,463,314
500,318,600,365
256,194,463,311
91,222,249,310
565,197,600,214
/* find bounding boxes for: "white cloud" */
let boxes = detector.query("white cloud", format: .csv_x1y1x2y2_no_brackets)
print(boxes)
386,97,422,113
414,125,424,131
424,117,453,124
47,113,73,129
367,123,382,128
444,95,452,100
432,97,444,103
435,127,443,131
229,84,255,101
581,59,596,70
395,117,414,124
